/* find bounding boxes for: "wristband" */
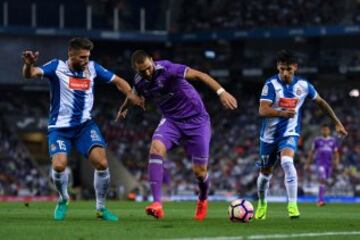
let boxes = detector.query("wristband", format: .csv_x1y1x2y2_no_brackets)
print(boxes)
216,88,225,96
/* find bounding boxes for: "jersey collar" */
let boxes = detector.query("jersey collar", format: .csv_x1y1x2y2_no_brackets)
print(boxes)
277,74,297,86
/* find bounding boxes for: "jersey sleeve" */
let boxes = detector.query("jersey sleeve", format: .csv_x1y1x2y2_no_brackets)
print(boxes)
167,61,189,79
260,82,275,103
94,62,115,83
39,59,59,78
307,81,318,100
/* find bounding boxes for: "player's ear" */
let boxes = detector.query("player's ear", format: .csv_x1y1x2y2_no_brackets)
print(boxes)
293,63,298,71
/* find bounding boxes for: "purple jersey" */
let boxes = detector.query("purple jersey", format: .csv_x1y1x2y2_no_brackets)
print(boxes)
134,60,209,120
312,137,338,166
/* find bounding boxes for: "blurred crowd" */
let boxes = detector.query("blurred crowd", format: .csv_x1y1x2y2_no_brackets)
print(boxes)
0,101,50,196
4,0,360,32
175,0,349,31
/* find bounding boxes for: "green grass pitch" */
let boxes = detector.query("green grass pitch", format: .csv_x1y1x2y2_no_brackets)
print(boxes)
0,201,359,240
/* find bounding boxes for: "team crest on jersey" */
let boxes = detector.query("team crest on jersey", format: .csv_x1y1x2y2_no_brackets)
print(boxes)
68,77,91,91
90,130,101,142
287,137,295,146
261,85,269,96
50,144,57,152
295,87,302,96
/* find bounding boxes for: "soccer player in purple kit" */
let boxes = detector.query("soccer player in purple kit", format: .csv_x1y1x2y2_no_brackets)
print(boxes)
22,38,144,221
305,124,340,206
117,50,238,220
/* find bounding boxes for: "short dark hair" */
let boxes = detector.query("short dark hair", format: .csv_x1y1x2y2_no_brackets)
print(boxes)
321,123,330,128
68,37,94,51
131,50,151,68
276,49,297,65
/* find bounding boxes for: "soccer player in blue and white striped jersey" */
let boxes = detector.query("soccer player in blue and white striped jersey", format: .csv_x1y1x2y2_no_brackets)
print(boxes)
22,37,144,221
255,50,347,220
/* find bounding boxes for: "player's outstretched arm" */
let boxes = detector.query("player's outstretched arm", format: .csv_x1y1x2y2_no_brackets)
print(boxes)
185,68,238,110
112,76,144,109
112,76,144,121
259,100,295,118
22,50,43,79
314,96,348,137
333,149,340,169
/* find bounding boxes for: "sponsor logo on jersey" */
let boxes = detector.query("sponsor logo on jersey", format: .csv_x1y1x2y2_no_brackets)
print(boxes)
279,98,299,109
68,77,90,91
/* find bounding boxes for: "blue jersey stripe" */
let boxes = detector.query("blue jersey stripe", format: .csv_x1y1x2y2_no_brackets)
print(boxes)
70,72,86,126
69,90,86,126
48,75,61,126
296,110,302,134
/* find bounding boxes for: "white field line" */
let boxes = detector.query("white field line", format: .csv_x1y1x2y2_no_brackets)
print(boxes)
170,231,360,240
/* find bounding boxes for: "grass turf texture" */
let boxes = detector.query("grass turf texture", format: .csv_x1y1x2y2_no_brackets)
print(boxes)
0,201,359,240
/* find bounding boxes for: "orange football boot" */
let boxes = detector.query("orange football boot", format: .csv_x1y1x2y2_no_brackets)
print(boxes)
194,200,208,221
145,202,164,219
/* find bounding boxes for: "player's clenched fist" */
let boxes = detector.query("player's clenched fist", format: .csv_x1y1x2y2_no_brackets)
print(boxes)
279,109,295,118
22,51,39,65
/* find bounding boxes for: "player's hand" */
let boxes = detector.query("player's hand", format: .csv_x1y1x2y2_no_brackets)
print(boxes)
279,109,295,118
115,97,130,121
219,92,238,110
115,107,128,121
22,50,39,65
335,122,348,137
127,94,145,110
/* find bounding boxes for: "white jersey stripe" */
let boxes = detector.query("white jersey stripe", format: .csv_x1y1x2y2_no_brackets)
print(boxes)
41,59,115,128
259,75,318,142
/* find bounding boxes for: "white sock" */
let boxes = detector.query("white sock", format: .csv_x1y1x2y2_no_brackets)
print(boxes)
94,168,110,210
281,156,298,203
51,168,69,201
257,173,272,204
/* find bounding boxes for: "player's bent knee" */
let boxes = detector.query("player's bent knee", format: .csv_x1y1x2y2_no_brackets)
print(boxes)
52,154,67,172
93,158,108,170
52,161,66,172
193,165,207,179
149,140,166,156
260,167,273,175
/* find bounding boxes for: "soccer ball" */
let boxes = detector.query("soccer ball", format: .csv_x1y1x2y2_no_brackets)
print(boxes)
228,199,254,223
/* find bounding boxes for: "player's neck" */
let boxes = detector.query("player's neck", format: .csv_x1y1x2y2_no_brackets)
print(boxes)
278,74,293,85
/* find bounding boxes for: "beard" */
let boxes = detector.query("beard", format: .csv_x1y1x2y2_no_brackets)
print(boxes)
73,63,87,71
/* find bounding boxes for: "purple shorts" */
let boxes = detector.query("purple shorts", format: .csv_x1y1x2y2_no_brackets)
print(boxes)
152,114,211,165
317,164,332,180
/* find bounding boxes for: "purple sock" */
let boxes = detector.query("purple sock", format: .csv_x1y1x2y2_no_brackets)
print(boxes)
319,184,325,202
148,154,164,203
197,174,210,201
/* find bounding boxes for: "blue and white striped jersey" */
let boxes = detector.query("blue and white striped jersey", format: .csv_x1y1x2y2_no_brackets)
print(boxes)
39,59,115,128
259,74,318,143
